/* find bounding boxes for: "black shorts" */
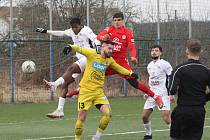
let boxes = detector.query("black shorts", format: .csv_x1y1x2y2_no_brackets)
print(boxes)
170,106,205,140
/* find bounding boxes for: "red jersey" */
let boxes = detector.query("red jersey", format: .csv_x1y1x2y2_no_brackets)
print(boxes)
97,25,136,59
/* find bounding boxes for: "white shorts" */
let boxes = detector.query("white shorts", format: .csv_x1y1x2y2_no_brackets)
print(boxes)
143,95,170,111
72,57,87,78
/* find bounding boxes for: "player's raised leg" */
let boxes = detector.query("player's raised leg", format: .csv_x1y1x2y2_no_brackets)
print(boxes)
46,62,82,119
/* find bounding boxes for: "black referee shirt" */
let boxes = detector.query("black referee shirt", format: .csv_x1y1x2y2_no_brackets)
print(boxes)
169,59,210,106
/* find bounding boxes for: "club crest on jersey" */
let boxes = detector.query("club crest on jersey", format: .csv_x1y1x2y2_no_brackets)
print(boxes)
92,61,107,71
122,35,126,39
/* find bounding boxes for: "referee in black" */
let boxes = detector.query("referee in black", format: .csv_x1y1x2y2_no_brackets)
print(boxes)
169,39,210,140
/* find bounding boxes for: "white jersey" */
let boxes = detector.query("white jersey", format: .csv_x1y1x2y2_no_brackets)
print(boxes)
47,26,100,59
147,59,172,96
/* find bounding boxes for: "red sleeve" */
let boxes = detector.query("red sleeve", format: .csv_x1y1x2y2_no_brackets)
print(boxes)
97,27,109,40
126,30,136,58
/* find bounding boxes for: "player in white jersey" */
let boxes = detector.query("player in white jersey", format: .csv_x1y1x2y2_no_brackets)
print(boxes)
36,17,100,118
141,45,173,140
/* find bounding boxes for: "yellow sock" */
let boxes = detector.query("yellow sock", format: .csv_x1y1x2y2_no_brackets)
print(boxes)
75,135,80,140
75,119,84,140
98,115,111,132
98,106,111,132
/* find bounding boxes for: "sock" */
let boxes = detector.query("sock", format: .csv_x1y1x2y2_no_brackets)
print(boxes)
94,131,103,139
168,123,171,128
95,107,111,139
144,121,152,136
54,77,65,87
138,83,155,97
57,97,65,111
75,135,80,140
75,119,84,140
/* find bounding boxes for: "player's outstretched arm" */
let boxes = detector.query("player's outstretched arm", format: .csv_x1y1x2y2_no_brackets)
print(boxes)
36,28,68,36
63,44,94,57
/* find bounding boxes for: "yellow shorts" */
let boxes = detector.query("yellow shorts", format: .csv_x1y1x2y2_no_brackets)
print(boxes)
78,91,109,111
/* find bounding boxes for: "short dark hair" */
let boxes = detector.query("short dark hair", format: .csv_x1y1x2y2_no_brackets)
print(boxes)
151,45,163,52
186,39,201,54
100,40,115,45
70,17,81,25
113,12,124,19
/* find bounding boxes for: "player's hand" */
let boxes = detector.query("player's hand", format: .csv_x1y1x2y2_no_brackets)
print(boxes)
170,95,176,103
131,57,138,65
131,72,138,79
100,34,110,41
63,45,72,55
36,28,47,33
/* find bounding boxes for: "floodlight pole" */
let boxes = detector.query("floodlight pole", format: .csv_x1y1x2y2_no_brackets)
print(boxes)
87,0,90,26
188,0,192,39
157,0,160,45
49,0,54,100
122,0,127,97
9,0,14,103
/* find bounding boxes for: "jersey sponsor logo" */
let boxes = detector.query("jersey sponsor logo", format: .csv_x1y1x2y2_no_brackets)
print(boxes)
92,61,107,71
113,37,119,42
113,44,121,51
90,71,103,81
150,80,161,86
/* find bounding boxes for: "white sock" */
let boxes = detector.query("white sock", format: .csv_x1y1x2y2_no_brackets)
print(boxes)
57,97,66,111
143,121,152,135
54,77,65,87
94,131,102,139
168,123,171,129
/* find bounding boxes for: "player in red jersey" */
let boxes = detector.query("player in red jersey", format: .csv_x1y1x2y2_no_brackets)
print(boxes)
96,12,163,106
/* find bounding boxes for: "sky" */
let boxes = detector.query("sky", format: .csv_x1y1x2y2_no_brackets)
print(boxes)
117,0,210,22
1,0,210,22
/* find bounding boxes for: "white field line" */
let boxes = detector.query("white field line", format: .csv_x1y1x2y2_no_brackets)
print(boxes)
1,115,210,126
23,126,210,140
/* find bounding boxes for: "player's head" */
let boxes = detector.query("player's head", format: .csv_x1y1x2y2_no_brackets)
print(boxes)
151,45,162,60
70,17,82,34
101,40,114,58
113,12,124,29
185,39,202,58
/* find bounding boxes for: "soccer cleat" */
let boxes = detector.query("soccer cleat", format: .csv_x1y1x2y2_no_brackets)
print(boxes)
46,109,64,119
154,95,164,109
92,136,99,140
143,135,152,140
66,89,79,97
43,79,57,92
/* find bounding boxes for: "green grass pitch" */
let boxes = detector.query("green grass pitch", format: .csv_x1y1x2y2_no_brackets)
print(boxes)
0,97,210,140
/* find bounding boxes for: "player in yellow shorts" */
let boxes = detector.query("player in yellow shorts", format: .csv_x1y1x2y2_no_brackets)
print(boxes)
63,40,138,140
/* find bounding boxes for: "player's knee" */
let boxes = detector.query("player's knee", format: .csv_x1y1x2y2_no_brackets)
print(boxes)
78,111,87,122
75,119,84,136
127,78,138,88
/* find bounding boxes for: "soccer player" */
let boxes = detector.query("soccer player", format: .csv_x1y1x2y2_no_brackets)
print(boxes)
141,45,172,140
96,12,163,107
169,39,210,140
36,17,100,118
64,41,138,140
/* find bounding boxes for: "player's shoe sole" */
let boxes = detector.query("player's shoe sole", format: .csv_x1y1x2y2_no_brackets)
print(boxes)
46,113,64,119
